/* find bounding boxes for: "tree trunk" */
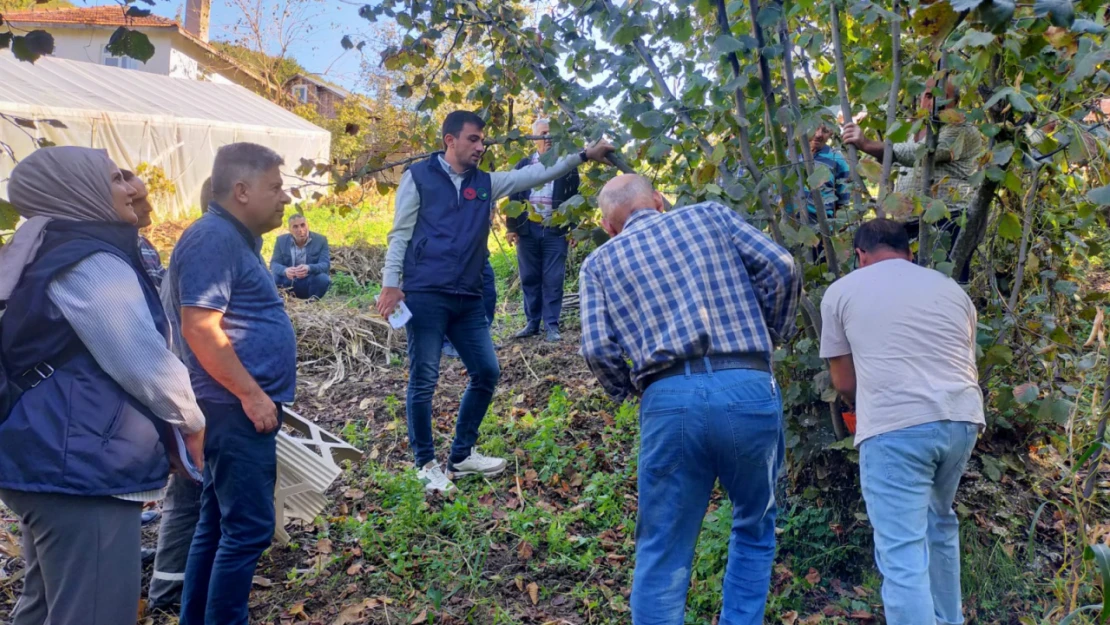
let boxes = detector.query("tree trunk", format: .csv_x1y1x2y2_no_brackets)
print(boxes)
878,0,903,215
829,0,870,212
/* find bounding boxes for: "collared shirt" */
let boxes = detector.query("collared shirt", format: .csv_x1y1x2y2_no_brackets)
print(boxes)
382,153,584,288
579,202,800,402
163,202,297,404
807,145,851,215
528,153,556,219
291,235,310,267
892,123,985,212
138,235,166,289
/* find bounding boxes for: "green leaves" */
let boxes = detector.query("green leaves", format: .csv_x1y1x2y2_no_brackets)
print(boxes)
860,77,889,103
951,29,996,50
976,0,1016,33
1084,543,1110,625
712,35,745,56
984,344,1014,367
1087,185,1110,206
0,199,19,231
923,200,949,224
807,164,831,191
1032,0,1075,28
983,87,1034,113
4,30,55,63
1013,383,1039,404
998,212,1022,241
107,27,154,63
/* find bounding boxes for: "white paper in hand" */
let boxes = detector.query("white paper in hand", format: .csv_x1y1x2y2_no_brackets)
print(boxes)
173,427,203,482
376,296,413,329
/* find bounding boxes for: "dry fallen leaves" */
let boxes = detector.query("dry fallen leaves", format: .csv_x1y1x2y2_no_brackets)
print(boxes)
781,611,798,625
805,568,821,585
346,562,363,576
331,598,383,625
517,540,534,560
527,582,539,605
252,576,273,588
411,608,428,624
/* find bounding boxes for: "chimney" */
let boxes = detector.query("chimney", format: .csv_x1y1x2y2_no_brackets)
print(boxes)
184,0,211,42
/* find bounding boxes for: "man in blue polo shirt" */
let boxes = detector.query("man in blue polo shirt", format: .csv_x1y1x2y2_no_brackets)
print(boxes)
163,142,295,625
377,110,613,493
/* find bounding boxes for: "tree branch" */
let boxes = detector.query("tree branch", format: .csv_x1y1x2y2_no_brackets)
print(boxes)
778,13,841,279
829,1,870,212
877,0,902,215
714,0,782,244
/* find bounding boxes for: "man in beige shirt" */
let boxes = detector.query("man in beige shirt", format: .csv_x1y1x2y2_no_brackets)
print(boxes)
820,218,983,625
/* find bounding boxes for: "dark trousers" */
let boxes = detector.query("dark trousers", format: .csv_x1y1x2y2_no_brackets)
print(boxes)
516,221,568,329
180,401,279,625
148,474,203,611
406,291,500,467
276,273,331,299
444,261,496,351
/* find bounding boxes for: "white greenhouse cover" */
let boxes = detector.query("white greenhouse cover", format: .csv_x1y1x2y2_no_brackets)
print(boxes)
0,52,331,218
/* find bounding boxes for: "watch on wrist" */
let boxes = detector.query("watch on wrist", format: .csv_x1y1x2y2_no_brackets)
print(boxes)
578,149,589,163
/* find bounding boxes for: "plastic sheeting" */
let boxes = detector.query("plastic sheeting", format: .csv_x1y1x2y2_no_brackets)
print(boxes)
0,52,331,218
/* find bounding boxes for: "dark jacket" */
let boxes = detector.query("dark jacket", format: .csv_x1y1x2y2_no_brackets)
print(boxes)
402,153,494,296
270,232,331,279
505,156,581,235
0,221,171,495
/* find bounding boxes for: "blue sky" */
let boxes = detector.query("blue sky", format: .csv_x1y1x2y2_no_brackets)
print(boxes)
150,0,374,92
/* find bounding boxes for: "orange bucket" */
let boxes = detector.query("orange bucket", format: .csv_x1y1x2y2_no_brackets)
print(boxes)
842,411,857,435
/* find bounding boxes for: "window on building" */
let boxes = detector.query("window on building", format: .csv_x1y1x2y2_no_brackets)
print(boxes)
292,84,310,104
102,46,139,70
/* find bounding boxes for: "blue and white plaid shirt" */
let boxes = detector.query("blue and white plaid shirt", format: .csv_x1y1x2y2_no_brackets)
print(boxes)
579,202,800,402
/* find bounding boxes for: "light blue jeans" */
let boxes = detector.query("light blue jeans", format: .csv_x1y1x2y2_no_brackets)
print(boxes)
631,366,784,625
859,420,978,625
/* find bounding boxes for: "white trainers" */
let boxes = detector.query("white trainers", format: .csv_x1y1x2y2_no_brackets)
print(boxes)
448,451,508,478
417,462,456,493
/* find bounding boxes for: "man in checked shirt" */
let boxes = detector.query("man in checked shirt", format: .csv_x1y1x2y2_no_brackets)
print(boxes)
579,174,800,625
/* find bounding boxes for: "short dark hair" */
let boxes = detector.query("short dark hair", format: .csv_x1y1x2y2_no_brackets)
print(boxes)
442,111,485,140
854,218,910,254
211,142,284,200
288,213,306,225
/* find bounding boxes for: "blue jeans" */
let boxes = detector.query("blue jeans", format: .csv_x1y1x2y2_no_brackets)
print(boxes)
406,291,500,467
516,221,568,329
275,273,331,299
180,401,279,625
632,366,784,625
444,261,496,353
859,420,978,625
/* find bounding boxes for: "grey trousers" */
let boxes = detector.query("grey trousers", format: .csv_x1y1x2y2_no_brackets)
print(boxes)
0,489,142,625
148,474,203,611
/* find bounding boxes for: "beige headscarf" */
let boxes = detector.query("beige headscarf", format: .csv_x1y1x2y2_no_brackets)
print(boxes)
0,147,120,301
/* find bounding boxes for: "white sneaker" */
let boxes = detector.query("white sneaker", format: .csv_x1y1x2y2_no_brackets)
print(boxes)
448,451,507,478
417,462,456,493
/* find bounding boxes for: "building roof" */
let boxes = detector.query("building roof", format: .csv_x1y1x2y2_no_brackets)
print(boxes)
1,6,179,28
3,5,270,91
0,51,325,136
289,73,356,100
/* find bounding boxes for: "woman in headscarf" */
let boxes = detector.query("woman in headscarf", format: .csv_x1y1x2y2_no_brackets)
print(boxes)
0,147,206,625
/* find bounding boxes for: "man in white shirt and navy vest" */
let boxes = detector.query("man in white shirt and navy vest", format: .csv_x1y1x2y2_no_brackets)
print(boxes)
376,110,613,493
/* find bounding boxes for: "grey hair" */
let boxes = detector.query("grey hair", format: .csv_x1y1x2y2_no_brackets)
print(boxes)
288,213,306,225
531,118,551,134
598,174,655,218
211,142,284,200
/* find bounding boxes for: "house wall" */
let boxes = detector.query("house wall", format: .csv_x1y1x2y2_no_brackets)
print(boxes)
47,26,176,75
288,76,344,119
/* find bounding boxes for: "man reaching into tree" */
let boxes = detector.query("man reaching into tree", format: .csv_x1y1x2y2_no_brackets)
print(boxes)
376,110,614,493
820,219,983,625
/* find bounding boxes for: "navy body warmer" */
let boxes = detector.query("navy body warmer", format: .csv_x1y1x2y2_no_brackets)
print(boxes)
0,221,172,496
402,153,494,296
